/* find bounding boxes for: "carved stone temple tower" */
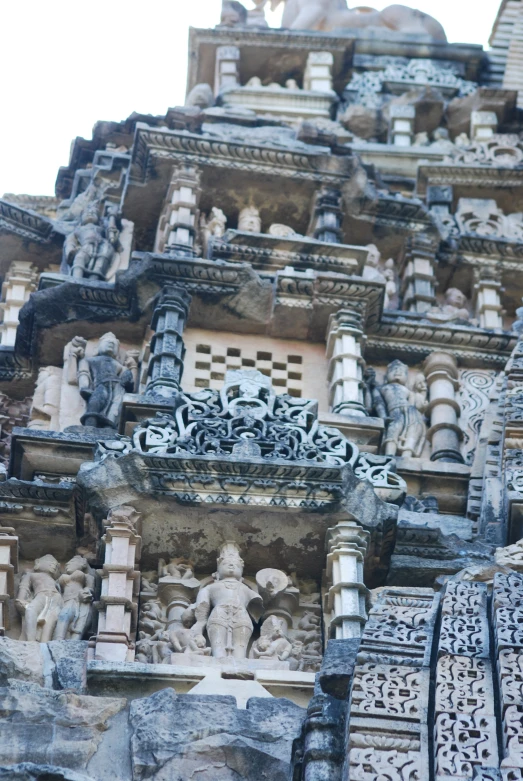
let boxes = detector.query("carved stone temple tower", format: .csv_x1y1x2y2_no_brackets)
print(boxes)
3,1,523,779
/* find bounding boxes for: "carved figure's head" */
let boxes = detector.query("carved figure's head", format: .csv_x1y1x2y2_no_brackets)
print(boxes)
256,636,271,651
238,206,261,233
34,554,61,580
181,607,195,628
366,244,381,268
81,203,100,225
64,555,89,575
216,541,244,580
445,287,467,309
386,359,409,385
193,634,208,649
97,332,120,358
413,373,427,394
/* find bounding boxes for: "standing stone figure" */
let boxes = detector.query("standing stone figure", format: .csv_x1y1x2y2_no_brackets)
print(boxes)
53,556,95,641
68,333,136,428
192,542,263,659
15,554,62,642
238,206,262,233
373,359,428,458
62,201,121,281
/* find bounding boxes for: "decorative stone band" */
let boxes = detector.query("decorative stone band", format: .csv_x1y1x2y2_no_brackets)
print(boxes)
347,587,439,780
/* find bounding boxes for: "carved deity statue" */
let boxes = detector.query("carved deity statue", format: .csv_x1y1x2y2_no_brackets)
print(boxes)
427,288,471,324
15,554,62,642
251,615,292,661
238,206,262,233
271,0,447,41
67,333,137,428
53,556,94,640
62,201,121,281
192,542,263,659
372,359,428,458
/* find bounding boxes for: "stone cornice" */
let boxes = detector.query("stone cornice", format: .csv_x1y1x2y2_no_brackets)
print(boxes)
130,125,352,185
418,162,523,194
0,199,58,244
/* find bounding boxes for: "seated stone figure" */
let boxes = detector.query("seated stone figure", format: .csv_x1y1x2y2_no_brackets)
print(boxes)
427,288,472,324
271,0,446,41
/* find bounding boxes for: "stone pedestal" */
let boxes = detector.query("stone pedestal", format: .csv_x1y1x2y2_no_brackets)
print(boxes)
325,521,369,640
401,235,437,313
0,261,38,346
474,273,504,329
303,52,334,93
423,351,464,464
155,164,202,255
326,309,367,418
0,526,17,634
95,507,141,662
146,286,191,398
215,45,240,94
388,105,415,147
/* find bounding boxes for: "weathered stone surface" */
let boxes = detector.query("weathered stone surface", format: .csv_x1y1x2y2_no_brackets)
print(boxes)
318,638,359,699
47,642,88,692
0,639,44,687
0,681,125,769
340,104,387,141
385,87,445,134
0,764,95,780
130,689,304,780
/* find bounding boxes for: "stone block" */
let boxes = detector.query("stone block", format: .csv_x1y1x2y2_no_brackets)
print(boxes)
0,765,95,780
130,688,304,781
318,638,359,699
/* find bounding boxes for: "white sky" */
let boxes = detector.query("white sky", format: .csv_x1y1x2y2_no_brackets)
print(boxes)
1,0,499,197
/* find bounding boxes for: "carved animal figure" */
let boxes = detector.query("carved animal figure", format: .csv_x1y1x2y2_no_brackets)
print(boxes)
271,0,447,41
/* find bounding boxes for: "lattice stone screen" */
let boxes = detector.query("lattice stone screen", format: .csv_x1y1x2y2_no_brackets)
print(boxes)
183,328,330,409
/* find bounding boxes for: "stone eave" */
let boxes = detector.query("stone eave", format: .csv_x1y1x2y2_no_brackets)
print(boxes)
457,233,523,259
352,142,446,179
366,315,517,368
129,124,352,187
417,162,523,194
0,199,64,268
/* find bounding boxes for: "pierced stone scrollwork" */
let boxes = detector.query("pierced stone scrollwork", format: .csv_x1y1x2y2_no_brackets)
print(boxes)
445,135,523,168
131,369,405,491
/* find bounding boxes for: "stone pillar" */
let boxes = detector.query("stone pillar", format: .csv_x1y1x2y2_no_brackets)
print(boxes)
401,235,437,314
155,164,202,255
303,52,334,93
308,187,343,244
326,309,367,417
0,261,38,347
470,110,498,140
423,351,464,464
473,271,504,329
146,286,192,398
325,521,369,640
0,526,17,635
388,105,415,147
95,506,141,662
214,45,240,95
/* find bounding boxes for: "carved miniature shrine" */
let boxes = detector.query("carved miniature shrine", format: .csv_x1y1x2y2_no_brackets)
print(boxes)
2,0,523,778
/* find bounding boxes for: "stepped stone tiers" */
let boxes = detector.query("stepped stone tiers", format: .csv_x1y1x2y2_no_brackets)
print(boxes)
4,1,523,779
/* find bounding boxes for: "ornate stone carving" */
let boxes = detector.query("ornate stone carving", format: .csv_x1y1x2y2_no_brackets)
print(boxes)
445,134,523,168
426,288,472,324
277,1,447,41
53,555,95,641
28,367,62,431
15,554,62,642
435,713,498,777
238,206,262,233
372,360,428,458
456,198,523,241
68,332,136,428
62,200,121,281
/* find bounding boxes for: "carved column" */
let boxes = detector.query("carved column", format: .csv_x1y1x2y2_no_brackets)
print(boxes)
303,52,334,93
155,164,202,255
423,351,464,463
146,286,191,398
0,526,17,635
214,45,240,95
94,507,141,663
473,269,504,329
401,234,437,313
325,521,369,640
326,309,367,417
0,261,38,346
308,187,343,244
388,105,415,147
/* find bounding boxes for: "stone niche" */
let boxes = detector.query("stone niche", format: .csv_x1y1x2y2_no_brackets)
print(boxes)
136,544,322,676
27,333,141,432
183,328,329,410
